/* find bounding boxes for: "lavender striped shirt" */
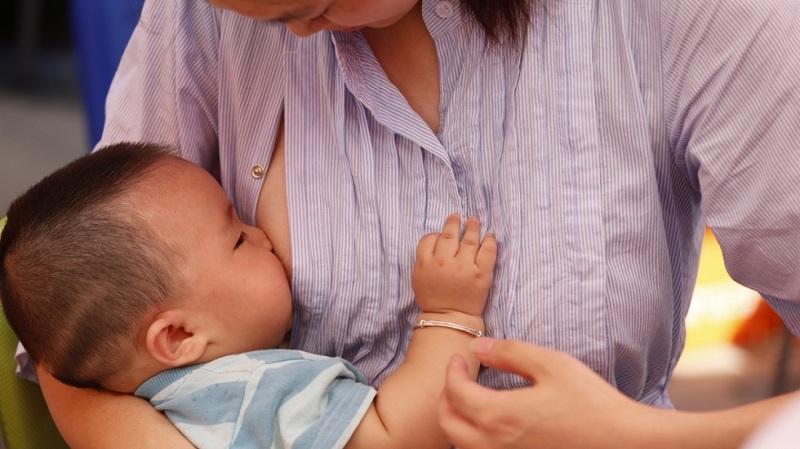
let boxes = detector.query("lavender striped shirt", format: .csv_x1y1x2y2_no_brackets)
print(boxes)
21,0,800,406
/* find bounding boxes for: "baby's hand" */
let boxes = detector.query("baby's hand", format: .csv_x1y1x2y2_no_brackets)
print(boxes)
412,214,497,317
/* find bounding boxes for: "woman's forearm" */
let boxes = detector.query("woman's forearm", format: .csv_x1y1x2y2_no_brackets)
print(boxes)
630,393,798,449
439,338,800,449
37,365,194,449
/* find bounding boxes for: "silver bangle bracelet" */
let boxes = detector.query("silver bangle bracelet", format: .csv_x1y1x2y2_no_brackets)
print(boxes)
412,319,484,338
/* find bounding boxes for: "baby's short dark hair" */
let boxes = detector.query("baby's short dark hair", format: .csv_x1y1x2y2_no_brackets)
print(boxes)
0,142,183,389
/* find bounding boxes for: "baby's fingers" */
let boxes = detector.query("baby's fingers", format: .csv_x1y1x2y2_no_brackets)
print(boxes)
416,232,440,258
476,232,497,273
456,217,482,260
434,213,462,257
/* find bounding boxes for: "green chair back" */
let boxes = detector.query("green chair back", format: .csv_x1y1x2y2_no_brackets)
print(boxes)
0,216,69,449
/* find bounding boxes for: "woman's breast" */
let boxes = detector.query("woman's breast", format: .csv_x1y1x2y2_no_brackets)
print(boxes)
256,122,292,280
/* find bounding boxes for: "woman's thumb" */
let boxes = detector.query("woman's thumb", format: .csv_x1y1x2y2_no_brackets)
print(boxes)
470,337,556,382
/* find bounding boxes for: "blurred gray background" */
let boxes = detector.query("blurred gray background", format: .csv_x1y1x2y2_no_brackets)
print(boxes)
1,0,87,214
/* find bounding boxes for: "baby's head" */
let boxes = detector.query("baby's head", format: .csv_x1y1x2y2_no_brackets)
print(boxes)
0,143,293,392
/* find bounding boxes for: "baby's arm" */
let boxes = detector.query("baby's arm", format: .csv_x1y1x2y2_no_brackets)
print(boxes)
346,214,496,449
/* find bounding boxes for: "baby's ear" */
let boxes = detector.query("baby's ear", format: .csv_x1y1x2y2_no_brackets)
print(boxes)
145,311,207,367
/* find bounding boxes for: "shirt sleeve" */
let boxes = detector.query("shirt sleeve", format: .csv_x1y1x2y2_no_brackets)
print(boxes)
662,0,800,313
140,351,376,449
96,0,222,175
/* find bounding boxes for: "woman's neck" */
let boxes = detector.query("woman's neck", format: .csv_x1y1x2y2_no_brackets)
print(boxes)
362,2,441,134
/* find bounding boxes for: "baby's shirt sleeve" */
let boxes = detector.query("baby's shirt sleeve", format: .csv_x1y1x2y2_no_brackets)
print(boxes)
135,350,377,449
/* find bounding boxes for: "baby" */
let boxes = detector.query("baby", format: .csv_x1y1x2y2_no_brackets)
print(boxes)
0,142,496,449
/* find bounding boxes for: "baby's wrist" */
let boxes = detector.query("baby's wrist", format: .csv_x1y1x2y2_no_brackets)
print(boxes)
417,311,485,335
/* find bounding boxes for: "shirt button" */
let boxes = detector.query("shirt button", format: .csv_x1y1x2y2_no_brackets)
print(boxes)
251,164,265,179
435,1,455,18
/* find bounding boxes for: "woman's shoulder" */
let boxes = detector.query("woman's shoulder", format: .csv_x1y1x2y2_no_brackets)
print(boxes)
136,0,289,52
659,0,797,50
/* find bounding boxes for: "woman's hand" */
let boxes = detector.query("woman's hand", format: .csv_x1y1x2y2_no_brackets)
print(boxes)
438,338,648,449
438,337,794,449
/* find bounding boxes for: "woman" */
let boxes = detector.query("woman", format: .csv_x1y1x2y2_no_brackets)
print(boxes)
33,0,800,447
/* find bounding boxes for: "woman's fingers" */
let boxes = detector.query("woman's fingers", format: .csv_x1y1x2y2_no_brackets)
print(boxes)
438,395,490,449
441,353,499,423
471,338,559,383
441,339,645,449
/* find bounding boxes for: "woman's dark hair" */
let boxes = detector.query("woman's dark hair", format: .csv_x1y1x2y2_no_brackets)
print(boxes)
461,0,538,47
